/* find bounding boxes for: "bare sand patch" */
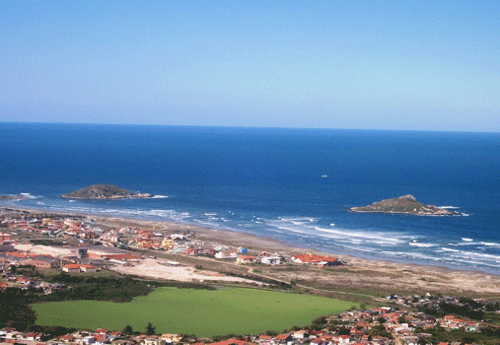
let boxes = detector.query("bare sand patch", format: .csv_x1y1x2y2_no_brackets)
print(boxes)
109,258,257,284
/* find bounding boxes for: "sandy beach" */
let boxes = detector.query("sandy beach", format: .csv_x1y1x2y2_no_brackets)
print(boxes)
3,206,500,298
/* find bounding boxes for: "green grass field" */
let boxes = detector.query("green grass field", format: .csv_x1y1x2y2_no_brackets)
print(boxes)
32,287,358,337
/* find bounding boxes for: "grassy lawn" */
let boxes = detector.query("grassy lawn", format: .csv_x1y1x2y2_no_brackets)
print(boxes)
32,287,357,337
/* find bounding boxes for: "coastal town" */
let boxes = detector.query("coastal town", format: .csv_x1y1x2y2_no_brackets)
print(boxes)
1,207,500,345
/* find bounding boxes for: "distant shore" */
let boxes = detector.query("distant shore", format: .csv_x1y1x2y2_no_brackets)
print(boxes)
3,204,500,296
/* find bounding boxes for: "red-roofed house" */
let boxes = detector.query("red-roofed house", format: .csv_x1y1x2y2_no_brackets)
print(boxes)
81,265,97,273
291,253,340,266
62,264,81,273
60,334,75,342
236,256,257,264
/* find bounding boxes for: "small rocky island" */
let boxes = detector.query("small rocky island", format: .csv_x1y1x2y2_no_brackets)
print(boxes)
0,194,28,200
348,195,463,216
61,184,154,199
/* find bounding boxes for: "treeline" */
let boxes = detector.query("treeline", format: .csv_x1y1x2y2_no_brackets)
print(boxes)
426,326,500,345
0,288,37,331
419,297,499,321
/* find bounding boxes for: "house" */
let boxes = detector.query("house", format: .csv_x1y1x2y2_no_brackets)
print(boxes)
60,334,75,342
0,232,13,244
22,333,42,341
80,264,97,273
25,256,60,269
274,334,293,344
144,336,165,345
290,330,308,339
291,253,339,265
62,264,81,273
160,334,183,343
215,251,237,259
260,256,282,265
236,255,257,264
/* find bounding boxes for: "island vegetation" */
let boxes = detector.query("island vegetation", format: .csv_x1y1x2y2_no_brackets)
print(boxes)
348,195,464,216
0,195,27,200
60,184,153,199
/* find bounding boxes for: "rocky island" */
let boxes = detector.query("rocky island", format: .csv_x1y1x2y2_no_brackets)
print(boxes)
61,184,154,199
348,195,463,216
0,194,28,200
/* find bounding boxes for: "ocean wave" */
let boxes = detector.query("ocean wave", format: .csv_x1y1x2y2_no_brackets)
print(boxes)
480,241,500,247
313,226,405,245
441,247,460,253
439,206,460,209
20,193,37,199
462,238,474,242
152,195,169,199
409,242,437,248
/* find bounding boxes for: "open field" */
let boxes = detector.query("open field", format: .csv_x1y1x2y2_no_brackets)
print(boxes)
32,287,358,337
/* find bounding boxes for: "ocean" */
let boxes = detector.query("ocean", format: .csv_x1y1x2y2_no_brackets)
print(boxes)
1,122,500,273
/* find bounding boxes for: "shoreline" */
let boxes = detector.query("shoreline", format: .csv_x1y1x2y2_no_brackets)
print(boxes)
3,204,500,296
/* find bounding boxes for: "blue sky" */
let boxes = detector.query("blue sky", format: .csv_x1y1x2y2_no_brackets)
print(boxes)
1,1,499,131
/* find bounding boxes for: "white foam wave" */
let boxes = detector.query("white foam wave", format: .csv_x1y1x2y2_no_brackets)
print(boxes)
409,242,437,248
439,206,460,209
462,238,474,242
20,193,37,199
69,200,76,203
313,226,405,245
441,247,460,253
480,242,500,247
152,195,169,199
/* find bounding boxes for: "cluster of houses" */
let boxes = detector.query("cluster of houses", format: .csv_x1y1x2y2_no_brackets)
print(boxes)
0,213,99,241
0,305,487,345
0,266,68,294
1,210,344,271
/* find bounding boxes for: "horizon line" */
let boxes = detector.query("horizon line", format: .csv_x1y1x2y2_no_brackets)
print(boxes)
1,120,499,135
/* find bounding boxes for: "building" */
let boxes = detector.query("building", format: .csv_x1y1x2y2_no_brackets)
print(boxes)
291,253,339,265
62,264,81,273
260,256,282,265
0,232,13,244
236,255,257,264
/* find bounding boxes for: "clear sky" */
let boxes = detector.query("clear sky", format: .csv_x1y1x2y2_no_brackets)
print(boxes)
1,1,499,132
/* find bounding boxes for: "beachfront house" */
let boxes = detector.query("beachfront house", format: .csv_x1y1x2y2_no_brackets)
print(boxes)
260,256,282,265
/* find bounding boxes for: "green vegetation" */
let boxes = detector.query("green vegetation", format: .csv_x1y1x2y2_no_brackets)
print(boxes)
61,184,135,199
32,287,358,337
0,288,37,331
349,195,459,216
426,326,500,345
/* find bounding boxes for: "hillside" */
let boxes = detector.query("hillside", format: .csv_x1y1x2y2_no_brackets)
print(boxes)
60,184,153,199
348,195,462,216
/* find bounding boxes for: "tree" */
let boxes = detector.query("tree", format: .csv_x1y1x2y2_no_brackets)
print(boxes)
146,322,156,335
123,325,133,335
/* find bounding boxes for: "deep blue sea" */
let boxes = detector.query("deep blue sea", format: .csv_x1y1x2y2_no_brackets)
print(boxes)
1,122,500,273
